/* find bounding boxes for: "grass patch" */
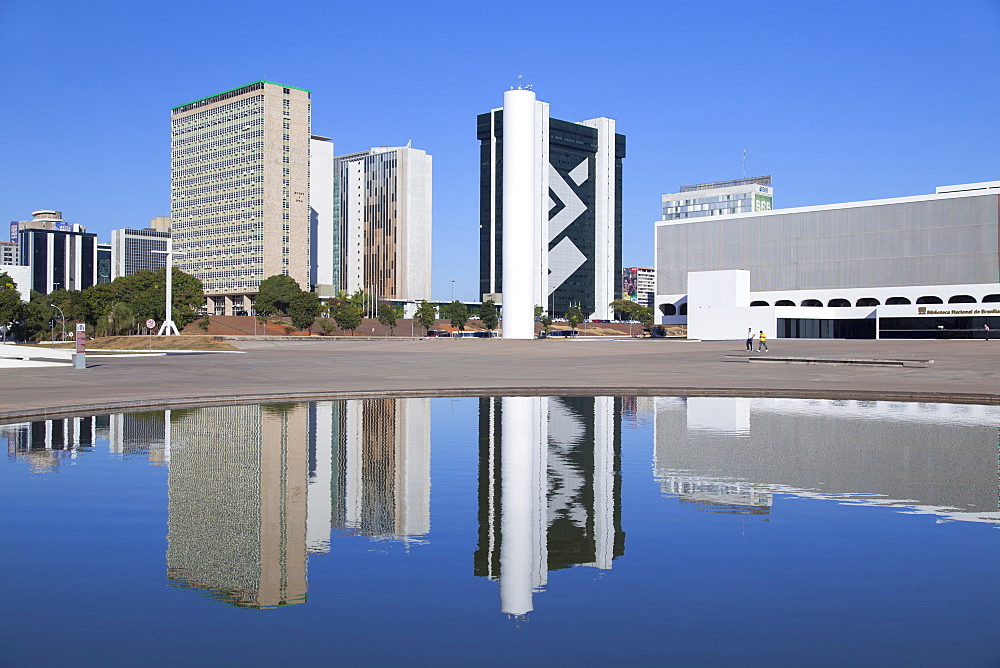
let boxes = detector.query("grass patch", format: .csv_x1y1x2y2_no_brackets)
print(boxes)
22,336,237,351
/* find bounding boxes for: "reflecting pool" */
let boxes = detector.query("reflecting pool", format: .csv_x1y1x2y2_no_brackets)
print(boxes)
2,397,999,665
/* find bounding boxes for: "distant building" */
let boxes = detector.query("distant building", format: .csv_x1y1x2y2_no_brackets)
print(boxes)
110,227,169,279
148,216,171,233
623,267,654,306
661,176,773,221
170,81,314,316
478,94,625,320
97,243,112,284
327,145,432,302
0,241,17,266
310,136,336,297
18,226,97,294
10,210,85,242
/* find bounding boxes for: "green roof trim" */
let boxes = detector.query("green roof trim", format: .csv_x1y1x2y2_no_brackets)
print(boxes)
172,80,311,111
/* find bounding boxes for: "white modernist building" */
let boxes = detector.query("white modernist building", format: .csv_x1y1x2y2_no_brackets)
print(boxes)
310,136,335,297
655,181,1000,340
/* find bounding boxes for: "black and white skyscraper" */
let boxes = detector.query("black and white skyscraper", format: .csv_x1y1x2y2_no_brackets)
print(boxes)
478,94,625,320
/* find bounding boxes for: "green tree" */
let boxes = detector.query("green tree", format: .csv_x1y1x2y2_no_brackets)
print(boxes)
82,283,116,327
540,313,553,334
333,302,363,335
319,318,337,336
108,267,203,328
102,302,136,336
481,299,499,332
23,292,56,341
610,299,654,325
49,288,90,328
167,268,206,328
198,315,211,333
289,291,321,332
376,301,399,336
534,305,544,320
256,274,302,315
415,300,437,334
446,300,469,331
0,272,24,342
566,305,583,332
348,288,369,309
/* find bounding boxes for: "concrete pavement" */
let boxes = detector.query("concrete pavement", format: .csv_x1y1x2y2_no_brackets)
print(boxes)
1,337,997,421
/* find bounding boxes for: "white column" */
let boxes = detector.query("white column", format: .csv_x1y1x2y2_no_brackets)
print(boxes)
397,397,431,538
499,396,547,617
307,402,334,553
592,396,614,570
502,89,539,339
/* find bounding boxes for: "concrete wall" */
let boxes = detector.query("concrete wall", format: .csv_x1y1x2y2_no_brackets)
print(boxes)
656,191,999,295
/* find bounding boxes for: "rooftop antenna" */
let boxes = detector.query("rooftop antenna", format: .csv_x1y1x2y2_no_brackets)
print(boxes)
742,149,747,179
512,73,532,91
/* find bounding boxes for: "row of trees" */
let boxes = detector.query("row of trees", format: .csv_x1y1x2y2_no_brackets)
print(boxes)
0,267,657,342
253,274,506,336
0,268,205,341
534,300,654,334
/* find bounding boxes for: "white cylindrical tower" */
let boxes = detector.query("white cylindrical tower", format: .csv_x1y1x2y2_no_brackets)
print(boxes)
500,396,540,616
501,89,538,339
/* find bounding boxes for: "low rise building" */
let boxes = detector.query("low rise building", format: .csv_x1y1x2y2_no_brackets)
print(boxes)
655,181,1000,339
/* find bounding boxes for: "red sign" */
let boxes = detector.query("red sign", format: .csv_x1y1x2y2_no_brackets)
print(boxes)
75,323,86,354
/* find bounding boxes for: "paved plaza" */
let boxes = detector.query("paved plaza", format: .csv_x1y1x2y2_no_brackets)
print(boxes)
1,337,997,421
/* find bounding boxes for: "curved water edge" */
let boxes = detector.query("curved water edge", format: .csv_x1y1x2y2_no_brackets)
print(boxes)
4,385,1000,424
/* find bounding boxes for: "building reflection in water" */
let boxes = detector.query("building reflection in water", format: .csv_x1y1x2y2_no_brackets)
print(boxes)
2,416,97,472
3,412,174,473
653,397,1000,524
306,398,431,552
165,398,431,609
166,403,309,609
476,396,625,618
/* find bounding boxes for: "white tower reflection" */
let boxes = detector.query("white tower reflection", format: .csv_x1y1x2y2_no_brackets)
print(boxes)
478,396,624,618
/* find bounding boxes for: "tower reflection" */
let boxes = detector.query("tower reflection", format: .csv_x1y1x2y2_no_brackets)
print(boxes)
166,404,309,609
307,398,431,550
165,397,432,608
475,396,625,617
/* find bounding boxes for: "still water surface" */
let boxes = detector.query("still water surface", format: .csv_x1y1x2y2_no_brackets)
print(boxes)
2,396,999,665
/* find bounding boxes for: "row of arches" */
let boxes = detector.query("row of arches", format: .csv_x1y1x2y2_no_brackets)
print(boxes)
660,294,1000,315
660,303,688,316
750,295,1000,308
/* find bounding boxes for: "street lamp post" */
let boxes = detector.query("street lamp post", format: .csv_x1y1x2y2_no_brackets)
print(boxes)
450,280,455,302
50,303,67,341
152,239,187,336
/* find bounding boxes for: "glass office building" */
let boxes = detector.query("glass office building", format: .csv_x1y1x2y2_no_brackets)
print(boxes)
662,176,773,221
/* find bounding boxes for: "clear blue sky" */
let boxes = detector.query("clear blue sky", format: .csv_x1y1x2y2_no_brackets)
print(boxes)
2,0,998,301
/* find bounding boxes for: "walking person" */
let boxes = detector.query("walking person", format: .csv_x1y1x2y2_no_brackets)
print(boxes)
986,323,991,341
757,330,768,352
746,327,754,351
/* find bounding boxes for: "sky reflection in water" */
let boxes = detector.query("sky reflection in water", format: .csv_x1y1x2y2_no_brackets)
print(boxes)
2,396,999,665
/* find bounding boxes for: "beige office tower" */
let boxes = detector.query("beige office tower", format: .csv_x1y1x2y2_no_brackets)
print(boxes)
170,81,312,316
167,404,309,608
331,146,432,302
